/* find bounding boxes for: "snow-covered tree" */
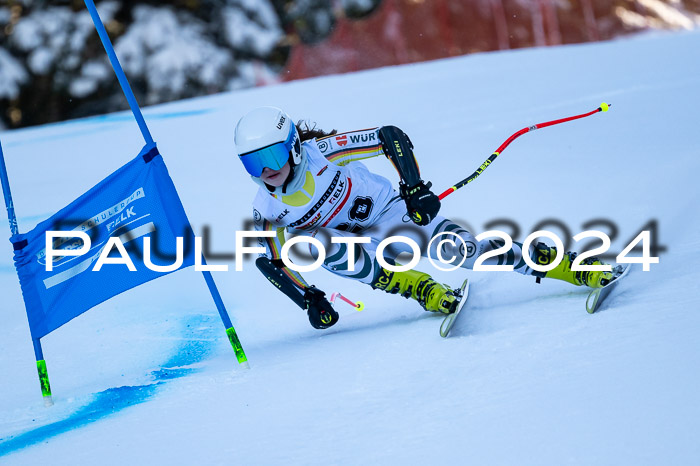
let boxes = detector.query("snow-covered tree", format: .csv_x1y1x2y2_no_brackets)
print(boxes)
0,47,27,100
341,0,382,19
0,0,288,128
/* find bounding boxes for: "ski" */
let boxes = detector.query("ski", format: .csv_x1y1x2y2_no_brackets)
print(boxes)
440,278,470,338
585,265,631,314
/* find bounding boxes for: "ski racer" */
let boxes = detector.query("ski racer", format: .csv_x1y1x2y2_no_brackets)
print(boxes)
235,106,613,329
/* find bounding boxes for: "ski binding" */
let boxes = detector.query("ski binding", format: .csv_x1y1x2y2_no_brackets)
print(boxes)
440,278,470,338
585,265,631,314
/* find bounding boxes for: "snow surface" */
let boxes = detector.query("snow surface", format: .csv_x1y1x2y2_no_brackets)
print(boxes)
1,30,699,465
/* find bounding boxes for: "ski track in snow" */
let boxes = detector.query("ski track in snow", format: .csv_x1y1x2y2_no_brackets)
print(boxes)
0,314,216,457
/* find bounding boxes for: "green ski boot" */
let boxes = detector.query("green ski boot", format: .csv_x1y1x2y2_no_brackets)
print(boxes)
533,242,614,288
371,268,459,313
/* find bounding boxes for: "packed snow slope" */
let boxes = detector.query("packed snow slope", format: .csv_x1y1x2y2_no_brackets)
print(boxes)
1,30,699,465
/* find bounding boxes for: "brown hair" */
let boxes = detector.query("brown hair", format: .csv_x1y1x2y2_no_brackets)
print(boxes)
296,120,337,142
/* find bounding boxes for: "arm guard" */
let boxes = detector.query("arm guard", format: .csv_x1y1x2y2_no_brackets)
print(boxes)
378,125,422,187
255,257,306,309
378,125,440,225
256,257,339,328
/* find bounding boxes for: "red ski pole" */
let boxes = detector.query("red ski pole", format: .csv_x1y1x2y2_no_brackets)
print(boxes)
438,103,611,200
330,292,365,311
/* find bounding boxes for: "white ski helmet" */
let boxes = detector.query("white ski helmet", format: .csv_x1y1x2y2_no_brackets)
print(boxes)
235,106,302,177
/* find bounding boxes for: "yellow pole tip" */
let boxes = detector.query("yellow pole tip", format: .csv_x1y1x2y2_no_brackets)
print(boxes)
600,102,610,112
356,302,365,311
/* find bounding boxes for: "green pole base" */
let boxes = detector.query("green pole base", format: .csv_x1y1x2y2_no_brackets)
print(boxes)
225,327,248,366
36,359,53,406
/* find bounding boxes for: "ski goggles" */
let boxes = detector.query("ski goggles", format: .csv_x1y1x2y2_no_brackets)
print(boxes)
239,125,300,177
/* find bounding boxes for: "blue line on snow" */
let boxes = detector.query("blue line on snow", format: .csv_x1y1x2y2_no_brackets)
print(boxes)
0,315,216,457
2,109,213,149
96,109,213,122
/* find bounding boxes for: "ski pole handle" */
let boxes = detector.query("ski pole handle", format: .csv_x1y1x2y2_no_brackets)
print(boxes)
330,292,365,311
439,103,611,200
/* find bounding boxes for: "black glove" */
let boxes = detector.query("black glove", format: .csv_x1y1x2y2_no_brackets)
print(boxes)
304,286,339,329
400,181,441,226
